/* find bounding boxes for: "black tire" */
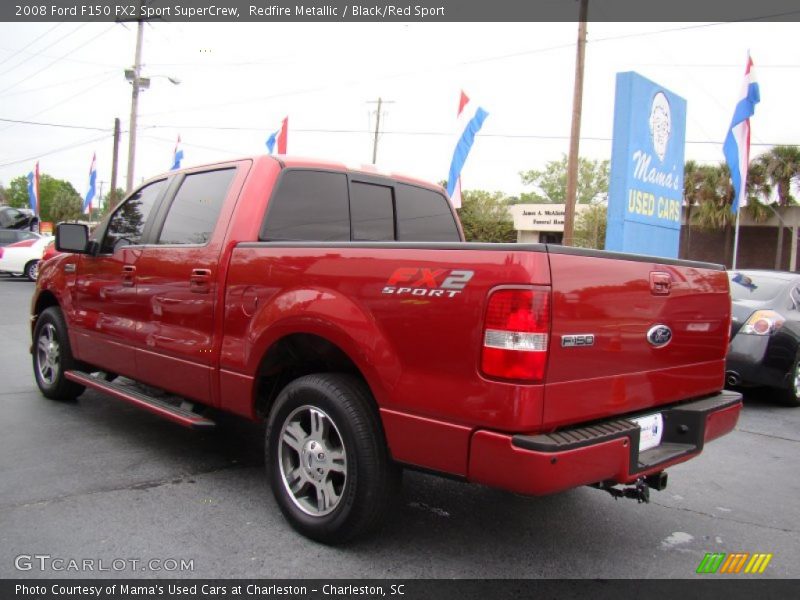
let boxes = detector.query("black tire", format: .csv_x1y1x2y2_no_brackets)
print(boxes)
776,360,800,407
32,306,85,401
265,373,400,544
24,260,39,282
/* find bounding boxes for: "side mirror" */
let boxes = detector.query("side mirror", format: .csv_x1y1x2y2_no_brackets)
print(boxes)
56,223,91,254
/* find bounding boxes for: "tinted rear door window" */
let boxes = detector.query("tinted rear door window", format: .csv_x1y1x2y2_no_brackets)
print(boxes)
158,169,235,245
261,171,349,241
395,184,459,242
350,181,394,241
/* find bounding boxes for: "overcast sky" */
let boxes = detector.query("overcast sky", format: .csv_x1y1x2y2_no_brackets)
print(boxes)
0,20,797,202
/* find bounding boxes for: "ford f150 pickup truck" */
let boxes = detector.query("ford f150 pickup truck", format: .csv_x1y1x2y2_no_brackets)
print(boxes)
32,155,742,543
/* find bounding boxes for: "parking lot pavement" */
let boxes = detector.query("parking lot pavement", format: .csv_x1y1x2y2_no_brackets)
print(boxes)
1,276,799,579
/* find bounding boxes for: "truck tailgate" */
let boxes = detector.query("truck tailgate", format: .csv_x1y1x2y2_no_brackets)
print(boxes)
543,247,730,429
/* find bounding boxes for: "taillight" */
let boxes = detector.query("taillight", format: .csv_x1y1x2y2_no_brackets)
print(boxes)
740,310,785,336
0,248,3,259
481,287,550,382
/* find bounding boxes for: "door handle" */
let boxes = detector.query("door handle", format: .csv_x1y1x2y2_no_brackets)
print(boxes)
122,265,136,287
190,268,212,293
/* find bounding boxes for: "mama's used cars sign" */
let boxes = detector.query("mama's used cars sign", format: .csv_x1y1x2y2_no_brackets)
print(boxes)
605,72,686,258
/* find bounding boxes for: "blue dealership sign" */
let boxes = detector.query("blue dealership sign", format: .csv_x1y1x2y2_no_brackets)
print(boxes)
605,72,687,257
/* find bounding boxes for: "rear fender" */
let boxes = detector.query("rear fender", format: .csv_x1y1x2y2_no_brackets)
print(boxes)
246,287,398,406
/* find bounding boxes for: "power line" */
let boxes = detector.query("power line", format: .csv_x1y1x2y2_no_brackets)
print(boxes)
630,63,800,69
0,68,118,99
0,23,64,67
0,133,112,168
0,72,119,133
2,114,796,149
138,124,799,147
0,24,116,95
140,133,245,156
0,44,121,69
136,23,743,121
0,23,89,78
0,117,110,131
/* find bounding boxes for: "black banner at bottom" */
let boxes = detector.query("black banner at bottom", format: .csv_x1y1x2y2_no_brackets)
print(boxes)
4,579,800,600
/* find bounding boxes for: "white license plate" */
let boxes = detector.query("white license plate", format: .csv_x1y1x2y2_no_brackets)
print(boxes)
632,413,664,452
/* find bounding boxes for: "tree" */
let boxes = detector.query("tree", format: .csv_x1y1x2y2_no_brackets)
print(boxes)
682,160,705,257
6,176,29,209
49,189,84,223
518,155,609,205
754,145,800,268
105,187,126,213
691,163,736,264
5,173,83,222
456,190,516,243
573,204,607,250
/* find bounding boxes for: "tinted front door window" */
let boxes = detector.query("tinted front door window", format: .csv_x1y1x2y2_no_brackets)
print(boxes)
102,179,166,253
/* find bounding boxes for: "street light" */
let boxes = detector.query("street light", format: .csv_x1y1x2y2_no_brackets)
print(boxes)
124,21,180,193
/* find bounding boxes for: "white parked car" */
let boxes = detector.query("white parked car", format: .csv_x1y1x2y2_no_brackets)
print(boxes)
0,235,53,281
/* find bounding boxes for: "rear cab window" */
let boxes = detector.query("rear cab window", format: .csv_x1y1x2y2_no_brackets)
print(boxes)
395,183,460,242
260,169,460,243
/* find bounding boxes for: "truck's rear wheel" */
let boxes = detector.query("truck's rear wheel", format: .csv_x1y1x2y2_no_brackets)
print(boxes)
33,307,85,401
265,373,399,544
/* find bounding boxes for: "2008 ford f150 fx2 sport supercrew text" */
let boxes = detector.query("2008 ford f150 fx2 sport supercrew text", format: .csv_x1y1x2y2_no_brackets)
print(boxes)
31,156,741,543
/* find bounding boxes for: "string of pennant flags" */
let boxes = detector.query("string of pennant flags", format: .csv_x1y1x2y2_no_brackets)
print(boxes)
25,89,484,218
24,60,760,218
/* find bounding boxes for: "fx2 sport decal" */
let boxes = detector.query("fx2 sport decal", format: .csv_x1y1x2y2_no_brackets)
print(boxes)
382,268,475,298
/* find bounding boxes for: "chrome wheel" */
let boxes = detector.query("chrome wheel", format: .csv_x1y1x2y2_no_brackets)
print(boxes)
278,405,347,517
32,307,85,401
27,260,39,281
36,323,60,386
793,363,800,400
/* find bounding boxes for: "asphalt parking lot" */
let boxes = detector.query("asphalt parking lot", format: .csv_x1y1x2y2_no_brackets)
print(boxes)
1,275,798,580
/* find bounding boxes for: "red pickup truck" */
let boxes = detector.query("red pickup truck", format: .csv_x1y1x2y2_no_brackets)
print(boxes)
32,155,741,543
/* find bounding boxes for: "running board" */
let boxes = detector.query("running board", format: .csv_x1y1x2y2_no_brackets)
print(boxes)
65,371,216,430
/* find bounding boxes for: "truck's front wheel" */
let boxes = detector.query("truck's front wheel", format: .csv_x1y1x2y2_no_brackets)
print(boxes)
32,307,85,401
266,374,399,544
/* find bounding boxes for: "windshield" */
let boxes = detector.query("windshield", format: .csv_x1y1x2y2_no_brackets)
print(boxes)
728,272,789,301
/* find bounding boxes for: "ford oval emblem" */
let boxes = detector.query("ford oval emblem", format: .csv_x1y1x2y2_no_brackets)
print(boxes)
647,324,672,348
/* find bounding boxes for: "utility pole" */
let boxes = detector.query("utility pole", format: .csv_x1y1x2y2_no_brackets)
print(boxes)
95,181,105,219
368,97,394,164
110,117,121,208
563,0,588,247
125,2,149,193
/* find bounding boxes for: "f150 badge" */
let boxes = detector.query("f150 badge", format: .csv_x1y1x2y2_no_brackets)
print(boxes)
382,268,474,298
561,334,595,347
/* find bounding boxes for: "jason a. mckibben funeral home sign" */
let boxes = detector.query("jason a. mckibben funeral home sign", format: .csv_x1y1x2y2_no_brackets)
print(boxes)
605,72,687,258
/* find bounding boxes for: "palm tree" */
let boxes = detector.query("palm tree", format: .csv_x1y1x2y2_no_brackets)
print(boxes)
691,161,774,267
682,160,702,257
692,163,736,266
755,145,800,269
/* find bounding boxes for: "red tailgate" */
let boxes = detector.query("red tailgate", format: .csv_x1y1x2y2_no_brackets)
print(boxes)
542,248,730,429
